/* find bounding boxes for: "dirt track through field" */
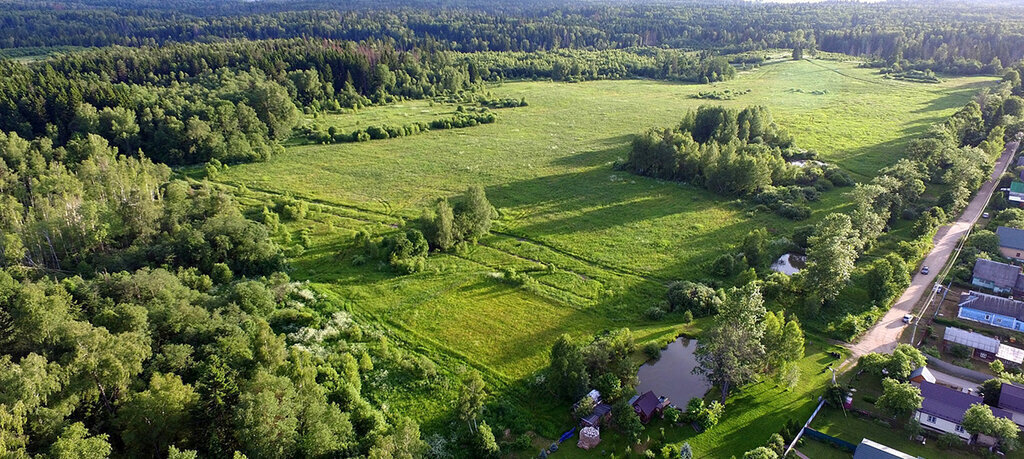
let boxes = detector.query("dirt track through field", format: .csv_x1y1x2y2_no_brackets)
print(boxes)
845,139,1020,361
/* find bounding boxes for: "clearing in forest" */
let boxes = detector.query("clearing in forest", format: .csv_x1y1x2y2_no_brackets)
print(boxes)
215,58,995,451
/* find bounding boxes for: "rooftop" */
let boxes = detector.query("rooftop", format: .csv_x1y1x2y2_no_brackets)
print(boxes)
632,391,660,416
852,438,919,459
909,366,935,384
919,382,1013,424
943,325,1000,353
1000,384,1024,414
998,343,1024,365
1012,181,1024,194
580,403,612,425
973,258,1022,290
959,291,1024,322
997,226,1024,251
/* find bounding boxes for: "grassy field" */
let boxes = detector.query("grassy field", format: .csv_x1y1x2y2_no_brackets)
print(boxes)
213,58,997,456
298,99,466,134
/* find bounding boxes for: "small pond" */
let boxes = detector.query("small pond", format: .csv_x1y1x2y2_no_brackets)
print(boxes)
635,336,710,408
770,253,806,275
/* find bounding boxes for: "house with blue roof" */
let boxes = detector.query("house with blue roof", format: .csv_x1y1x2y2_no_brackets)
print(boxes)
958,291,1024,332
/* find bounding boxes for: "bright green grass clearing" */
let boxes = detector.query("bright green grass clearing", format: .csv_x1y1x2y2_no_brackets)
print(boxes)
221,59,993,286
300,99,464,134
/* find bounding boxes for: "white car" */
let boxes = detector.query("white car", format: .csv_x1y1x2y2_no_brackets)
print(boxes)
983,212,990,219
903,314,914,324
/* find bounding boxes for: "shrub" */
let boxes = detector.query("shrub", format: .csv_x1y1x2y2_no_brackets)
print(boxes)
938,432,961,448
644,342,663,360
950,343,972,359
711,254,739,277
510,434,531,451
666,281,722,316
664,407,682,424
682,310,694,323
645,306,666,321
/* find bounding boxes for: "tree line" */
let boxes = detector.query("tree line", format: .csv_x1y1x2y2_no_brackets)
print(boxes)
0,38,740,168
1,1,1022,74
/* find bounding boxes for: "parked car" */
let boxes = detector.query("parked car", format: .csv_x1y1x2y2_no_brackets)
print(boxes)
903,314,914,324
920,266,929,275
983,212,990,219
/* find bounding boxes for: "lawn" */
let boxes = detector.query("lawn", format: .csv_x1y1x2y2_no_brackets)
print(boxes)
210,58,998,455
812,409,977,458
795,437,852,459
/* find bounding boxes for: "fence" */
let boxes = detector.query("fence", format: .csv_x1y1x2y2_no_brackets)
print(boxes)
925,355,989,383
802,427,857,452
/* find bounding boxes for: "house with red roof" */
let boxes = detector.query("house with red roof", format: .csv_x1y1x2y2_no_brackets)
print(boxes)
631,391,668,424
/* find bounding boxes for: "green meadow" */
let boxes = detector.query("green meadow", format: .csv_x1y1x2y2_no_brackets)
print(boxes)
214,59,996,455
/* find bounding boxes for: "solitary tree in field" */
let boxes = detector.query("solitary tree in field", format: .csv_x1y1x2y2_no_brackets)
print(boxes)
548,334,589,401
454,185,496,241
805,213,858,301
421,198,456,251
694,283,766,403
458,371,486,432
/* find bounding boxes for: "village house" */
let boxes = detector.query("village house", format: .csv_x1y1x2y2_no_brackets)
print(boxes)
630,391,668,424
576,390,612,428
971,258,1024,296
943,326,1024,367
958,290,1024,332
997,383,1024,428
914,382,1014,442
580,403,612,428
1009,181,1024,208
996,226,1024,262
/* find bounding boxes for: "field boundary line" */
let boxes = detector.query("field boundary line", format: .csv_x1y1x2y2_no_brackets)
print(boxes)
217,179,672,287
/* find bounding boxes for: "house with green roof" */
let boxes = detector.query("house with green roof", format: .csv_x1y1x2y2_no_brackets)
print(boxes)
1010,181,1024,207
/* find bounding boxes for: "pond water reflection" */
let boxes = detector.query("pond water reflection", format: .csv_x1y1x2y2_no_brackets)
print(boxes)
635,336,711,408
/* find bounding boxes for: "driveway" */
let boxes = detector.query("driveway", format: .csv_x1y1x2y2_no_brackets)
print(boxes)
845,139,1020,361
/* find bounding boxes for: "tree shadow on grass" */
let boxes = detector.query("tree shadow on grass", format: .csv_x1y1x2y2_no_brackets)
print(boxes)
547,134,634,168
911,79,995,114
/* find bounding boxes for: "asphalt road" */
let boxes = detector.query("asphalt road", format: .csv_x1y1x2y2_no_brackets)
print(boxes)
845,139,1021,360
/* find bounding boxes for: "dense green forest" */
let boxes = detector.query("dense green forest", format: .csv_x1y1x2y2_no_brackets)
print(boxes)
0,39,735,166
1,0,1023,74
3,0,1024,457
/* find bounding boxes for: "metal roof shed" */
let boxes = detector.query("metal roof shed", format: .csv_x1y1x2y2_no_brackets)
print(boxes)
943,326,999,353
